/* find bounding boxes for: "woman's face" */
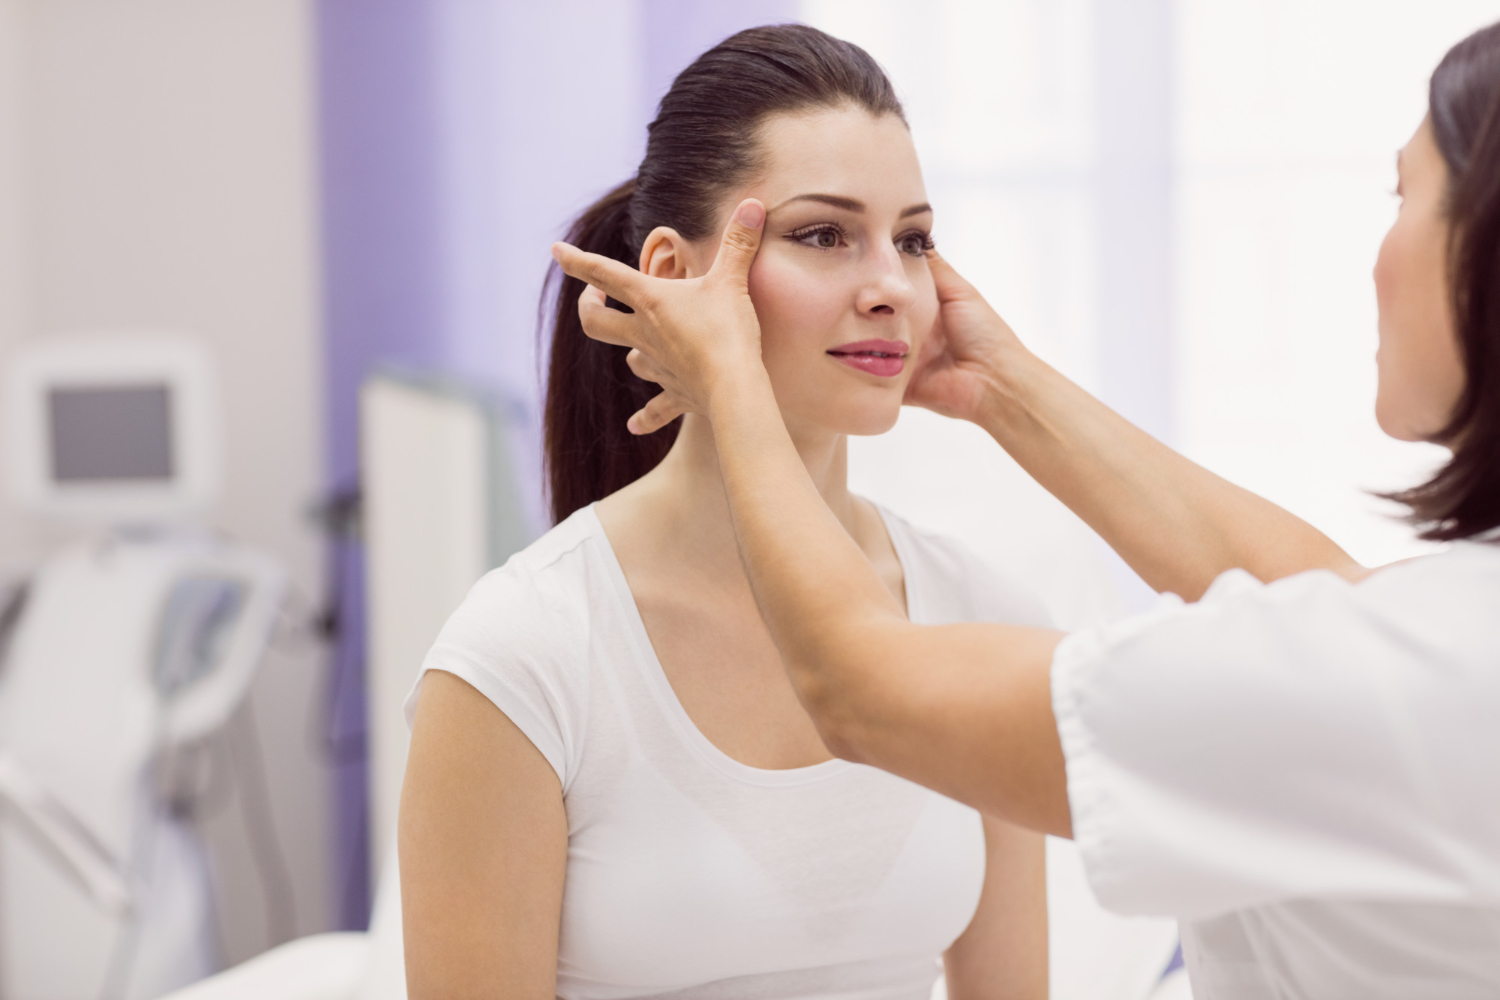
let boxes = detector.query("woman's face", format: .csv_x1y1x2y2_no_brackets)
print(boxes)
1373,116,1467,442
643,106,938,438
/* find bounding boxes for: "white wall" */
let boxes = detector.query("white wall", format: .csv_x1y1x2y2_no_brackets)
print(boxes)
0,0,334,965
1176,0,1496,568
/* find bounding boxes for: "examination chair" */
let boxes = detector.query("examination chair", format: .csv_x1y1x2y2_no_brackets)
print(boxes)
159,849,405,1000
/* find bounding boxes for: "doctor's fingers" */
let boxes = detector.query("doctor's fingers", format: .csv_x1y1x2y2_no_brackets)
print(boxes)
625,347,674,387
553,242,652,317
577,284,644,349
706,199,766,288
926,248,1027,351
925,249,982,306
627,391,687,436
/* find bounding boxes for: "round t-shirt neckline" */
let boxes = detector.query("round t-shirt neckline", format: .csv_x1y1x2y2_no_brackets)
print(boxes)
582,503,915,789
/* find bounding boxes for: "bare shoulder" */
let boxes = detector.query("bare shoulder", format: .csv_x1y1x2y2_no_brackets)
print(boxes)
401,652,568,1000
406,668,560,801
410,667,507,735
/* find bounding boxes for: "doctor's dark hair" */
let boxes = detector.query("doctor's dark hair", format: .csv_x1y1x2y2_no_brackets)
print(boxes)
540,24,903,524
1388,21,1500,541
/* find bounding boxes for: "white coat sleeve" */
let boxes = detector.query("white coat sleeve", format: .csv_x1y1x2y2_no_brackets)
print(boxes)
1050,549,1500,921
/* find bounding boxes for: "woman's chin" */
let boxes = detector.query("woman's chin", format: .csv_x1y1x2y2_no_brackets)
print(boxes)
780,385,906,438
1374,385,1450,443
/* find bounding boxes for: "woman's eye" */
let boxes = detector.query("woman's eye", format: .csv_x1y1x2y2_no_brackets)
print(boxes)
896,231,933,257
787,225,848,251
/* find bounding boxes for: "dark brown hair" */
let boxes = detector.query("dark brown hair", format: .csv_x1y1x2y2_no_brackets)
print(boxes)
540,24,903,524
1388,21,1500,540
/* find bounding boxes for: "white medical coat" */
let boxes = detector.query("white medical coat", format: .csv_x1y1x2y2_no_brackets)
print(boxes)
1050,537,1500,998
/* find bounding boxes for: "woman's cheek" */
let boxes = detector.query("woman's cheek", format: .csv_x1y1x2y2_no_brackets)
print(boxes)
908,273,940,353
748,252,849,353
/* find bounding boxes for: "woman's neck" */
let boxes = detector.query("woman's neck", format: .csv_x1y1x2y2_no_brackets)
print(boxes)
624,412,857,584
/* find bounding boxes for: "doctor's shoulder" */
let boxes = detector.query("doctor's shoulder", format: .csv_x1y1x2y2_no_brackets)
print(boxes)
1345,535,1500,643
872,506,1053,630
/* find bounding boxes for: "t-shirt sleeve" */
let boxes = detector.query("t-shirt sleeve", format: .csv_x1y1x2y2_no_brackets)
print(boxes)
897,519,1054,629
1052,562,1500,921
403,561,587,790
961,548,1054,629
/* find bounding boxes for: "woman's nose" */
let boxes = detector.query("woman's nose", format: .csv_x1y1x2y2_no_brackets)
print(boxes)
855,245,918,317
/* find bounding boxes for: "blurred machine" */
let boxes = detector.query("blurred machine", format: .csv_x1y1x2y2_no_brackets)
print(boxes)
0,336,284,1000
359,373,532,886
154,372,534,1000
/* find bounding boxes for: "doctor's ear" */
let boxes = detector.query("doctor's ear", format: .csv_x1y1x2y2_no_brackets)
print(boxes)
639,226,696,279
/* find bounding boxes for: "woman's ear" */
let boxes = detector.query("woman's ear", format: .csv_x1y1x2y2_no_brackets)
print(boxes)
640,226,695,279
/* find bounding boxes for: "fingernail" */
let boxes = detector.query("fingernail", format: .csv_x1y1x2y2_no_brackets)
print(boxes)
735,201,765,229
550,242,566,261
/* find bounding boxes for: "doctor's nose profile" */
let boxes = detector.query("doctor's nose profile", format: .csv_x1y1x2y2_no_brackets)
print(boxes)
3,5,1500,1000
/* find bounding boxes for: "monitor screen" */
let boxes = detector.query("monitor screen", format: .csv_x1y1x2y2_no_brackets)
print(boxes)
48,384,175,482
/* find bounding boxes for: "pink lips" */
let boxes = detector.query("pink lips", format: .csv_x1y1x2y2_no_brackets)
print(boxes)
827,339,909,377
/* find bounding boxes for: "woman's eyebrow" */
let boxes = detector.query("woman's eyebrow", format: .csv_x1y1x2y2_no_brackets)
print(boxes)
773,193,865,212
769,194,934,218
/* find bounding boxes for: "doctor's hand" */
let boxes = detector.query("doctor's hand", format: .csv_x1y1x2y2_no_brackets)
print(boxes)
905,251,1031,424
551,199,768,435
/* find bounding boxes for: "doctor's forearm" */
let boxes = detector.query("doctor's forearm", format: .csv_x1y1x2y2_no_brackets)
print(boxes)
705,370,906,686
705,372,1072,836
973,346,1362,598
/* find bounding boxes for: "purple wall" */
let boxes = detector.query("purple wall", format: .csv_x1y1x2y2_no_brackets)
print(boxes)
317,0,450,489
641,0,801,123
313,0,803,930
315,0,454,931
1094,0,1175,446
1092,0,1175,611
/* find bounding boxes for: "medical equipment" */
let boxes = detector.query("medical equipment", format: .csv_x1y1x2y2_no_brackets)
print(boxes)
0,336,285,1000
158,372,533,1000
359,372,530,882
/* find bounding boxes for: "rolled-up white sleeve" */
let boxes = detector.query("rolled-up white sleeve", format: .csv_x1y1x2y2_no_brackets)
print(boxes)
1050,559,1500,921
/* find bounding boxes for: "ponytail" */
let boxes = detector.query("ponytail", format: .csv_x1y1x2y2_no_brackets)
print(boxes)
540,25,904,525
542,178,679,524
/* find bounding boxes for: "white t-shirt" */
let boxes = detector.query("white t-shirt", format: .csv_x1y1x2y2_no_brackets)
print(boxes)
1051,537,1500,998
408,504,1050,1000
